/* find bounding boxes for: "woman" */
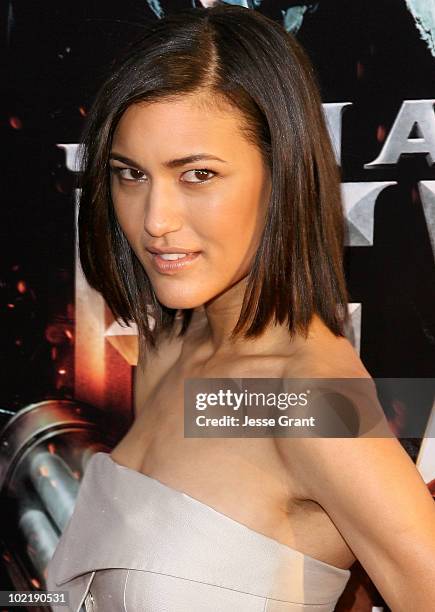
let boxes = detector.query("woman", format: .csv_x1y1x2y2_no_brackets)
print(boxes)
46,3,435,611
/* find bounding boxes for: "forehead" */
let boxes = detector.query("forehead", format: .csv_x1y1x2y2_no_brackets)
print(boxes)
112,96,250,154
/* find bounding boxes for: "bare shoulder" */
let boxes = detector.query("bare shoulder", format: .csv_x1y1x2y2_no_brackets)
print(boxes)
283,314,372,379
276,321,375,500
275,331,435,609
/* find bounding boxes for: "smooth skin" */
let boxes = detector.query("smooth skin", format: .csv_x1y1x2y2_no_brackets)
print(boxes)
109,93,435,611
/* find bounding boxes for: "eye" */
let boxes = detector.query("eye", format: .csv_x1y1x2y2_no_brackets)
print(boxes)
181,169,216,184
109,166,146,182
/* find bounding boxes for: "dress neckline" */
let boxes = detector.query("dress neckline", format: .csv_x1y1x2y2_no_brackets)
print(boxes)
98,451,351,577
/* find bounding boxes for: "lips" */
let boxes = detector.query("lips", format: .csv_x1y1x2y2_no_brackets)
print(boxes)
147,249,202,274
146,246,199,255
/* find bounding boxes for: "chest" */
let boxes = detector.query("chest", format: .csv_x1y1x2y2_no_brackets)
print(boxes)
110,358,356,570
112,360,309,540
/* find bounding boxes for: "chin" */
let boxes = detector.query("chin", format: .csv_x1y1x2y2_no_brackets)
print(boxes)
153,286,208,311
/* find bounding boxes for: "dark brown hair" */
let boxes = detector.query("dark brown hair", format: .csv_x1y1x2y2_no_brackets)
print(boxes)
77,2,350,358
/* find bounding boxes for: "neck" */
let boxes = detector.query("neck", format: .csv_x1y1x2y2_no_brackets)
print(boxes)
202,275,250,353
189,275,316,358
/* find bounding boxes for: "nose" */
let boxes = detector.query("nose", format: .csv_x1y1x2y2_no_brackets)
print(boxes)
143,180,183,237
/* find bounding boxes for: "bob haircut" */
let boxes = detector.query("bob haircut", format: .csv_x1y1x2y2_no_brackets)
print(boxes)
78,2,350,358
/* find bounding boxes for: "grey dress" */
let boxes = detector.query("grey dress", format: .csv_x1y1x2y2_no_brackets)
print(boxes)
46,452,351,612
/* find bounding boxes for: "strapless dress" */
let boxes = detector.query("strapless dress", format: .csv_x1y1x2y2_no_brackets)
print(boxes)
45,451,351,611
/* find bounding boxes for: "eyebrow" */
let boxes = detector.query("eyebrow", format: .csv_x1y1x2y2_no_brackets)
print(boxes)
109,152,228,170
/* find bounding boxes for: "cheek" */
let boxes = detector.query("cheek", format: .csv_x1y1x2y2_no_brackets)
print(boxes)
111,191,143,243
193,181,265,251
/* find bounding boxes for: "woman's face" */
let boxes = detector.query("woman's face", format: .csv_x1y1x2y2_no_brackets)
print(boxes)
109,95,272,309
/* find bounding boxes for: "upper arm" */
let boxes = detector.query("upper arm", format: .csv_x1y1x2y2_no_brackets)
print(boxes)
276,432,435,611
